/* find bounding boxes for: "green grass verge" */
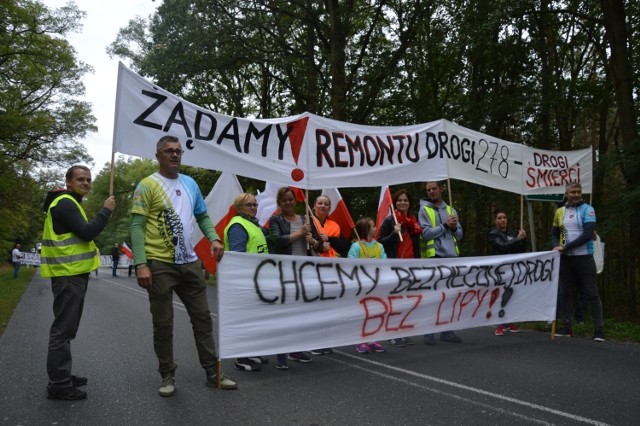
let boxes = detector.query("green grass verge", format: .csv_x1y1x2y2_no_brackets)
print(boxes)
0,264,37,337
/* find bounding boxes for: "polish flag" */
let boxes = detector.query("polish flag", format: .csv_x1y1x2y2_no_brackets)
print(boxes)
256,181,281,228
321,188,355,239
121,242,134,259
375,186,393,239
256,183,307,228
193,172,243,273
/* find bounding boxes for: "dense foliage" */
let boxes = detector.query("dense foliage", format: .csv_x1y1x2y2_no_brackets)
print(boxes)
2,1,638,321
0,0,96,254
107,0,639,320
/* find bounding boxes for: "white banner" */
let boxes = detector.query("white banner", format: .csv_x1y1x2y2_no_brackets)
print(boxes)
15,254,133,269
217,251,559,358
114,62,591,194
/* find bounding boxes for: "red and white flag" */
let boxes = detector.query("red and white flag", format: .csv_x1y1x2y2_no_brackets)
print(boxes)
256,181,281,228
375,186,393,239
321,188,355,239
257,183,307,228
193,172,243,273
121,242,134,259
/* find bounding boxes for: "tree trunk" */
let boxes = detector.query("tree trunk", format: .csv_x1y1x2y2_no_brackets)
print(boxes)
600,0,639,316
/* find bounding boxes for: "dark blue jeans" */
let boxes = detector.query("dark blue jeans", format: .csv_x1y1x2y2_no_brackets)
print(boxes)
47,274,89,391
13,261,20,279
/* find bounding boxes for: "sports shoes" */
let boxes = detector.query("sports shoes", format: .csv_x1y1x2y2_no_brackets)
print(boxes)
71,375,88,387
554,327,573,337
495,325,505,336
440,331,462,343
387,338,406,347
593,330,605,342
507,324,520,333
402,337,415,345
311,348,333,355
368,342,386,353
424,333,436,346
248,356,269,364
47,386,87,401
288,352,312,363
276,354,289,370
355,343,370,354
158,376,175,397
206,372,238,390
234,357,261,371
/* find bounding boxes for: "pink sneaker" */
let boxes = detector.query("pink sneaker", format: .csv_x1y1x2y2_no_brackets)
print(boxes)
356,343,370,354
367,342,386,353
495,325,505,336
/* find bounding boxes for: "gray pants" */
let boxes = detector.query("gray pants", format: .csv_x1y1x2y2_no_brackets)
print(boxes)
47,274,89,391
147,260,217,377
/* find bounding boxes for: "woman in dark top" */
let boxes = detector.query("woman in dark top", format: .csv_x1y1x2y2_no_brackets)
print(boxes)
488,209,527,336
377,188,421,346
378,189,421,260
269,187,316,368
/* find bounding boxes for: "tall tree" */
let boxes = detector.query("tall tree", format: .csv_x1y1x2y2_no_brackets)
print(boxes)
0,0,96,169
600,0,639,315
0,0,96,253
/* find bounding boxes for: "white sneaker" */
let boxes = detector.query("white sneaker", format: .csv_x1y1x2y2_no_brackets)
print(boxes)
159,376,175,397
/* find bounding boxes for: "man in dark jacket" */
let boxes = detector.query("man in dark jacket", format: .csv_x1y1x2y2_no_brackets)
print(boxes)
111,242,120,277
41,165,115,401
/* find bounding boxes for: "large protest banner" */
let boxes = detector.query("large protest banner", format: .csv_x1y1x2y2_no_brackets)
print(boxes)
217,251,559,358
113,62,590,194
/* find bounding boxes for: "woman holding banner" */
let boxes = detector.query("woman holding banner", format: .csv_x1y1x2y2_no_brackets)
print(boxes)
488,209,526,336
378,189,420,346
308,194,349,355
224,192,271,372
309,195,350,258
269,187,315,369
378,189,421,260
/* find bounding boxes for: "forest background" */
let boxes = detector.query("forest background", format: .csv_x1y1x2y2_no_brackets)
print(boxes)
1,0,638,323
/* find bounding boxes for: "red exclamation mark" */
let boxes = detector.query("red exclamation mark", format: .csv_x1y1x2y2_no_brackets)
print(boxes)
287,117,309,182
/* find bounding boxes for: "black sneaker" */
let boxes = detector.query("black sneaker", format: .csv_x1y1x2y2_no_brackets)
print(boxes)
388,338,406,347
288,352,312,363
276,354,289,370
47,387,87,401
424,333,436,346
72,375,87,387
234,357,261,371
554,327,573,337
247,356,269,364
593,330,605,342
440,331,462,343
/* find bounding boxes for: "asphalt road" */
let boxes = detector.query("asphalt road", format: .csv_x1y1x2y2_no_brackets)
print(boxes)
1,270,639,426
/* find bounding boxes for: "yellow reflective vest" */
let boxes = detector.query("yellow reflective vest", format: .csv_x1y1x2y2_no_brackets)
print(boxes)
419,204,459,258
224,216,269,254
40,194,100,277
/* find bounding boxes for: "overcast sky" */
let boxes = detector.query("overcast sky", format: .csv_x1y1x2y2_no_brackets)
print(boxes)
43,0,159,169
